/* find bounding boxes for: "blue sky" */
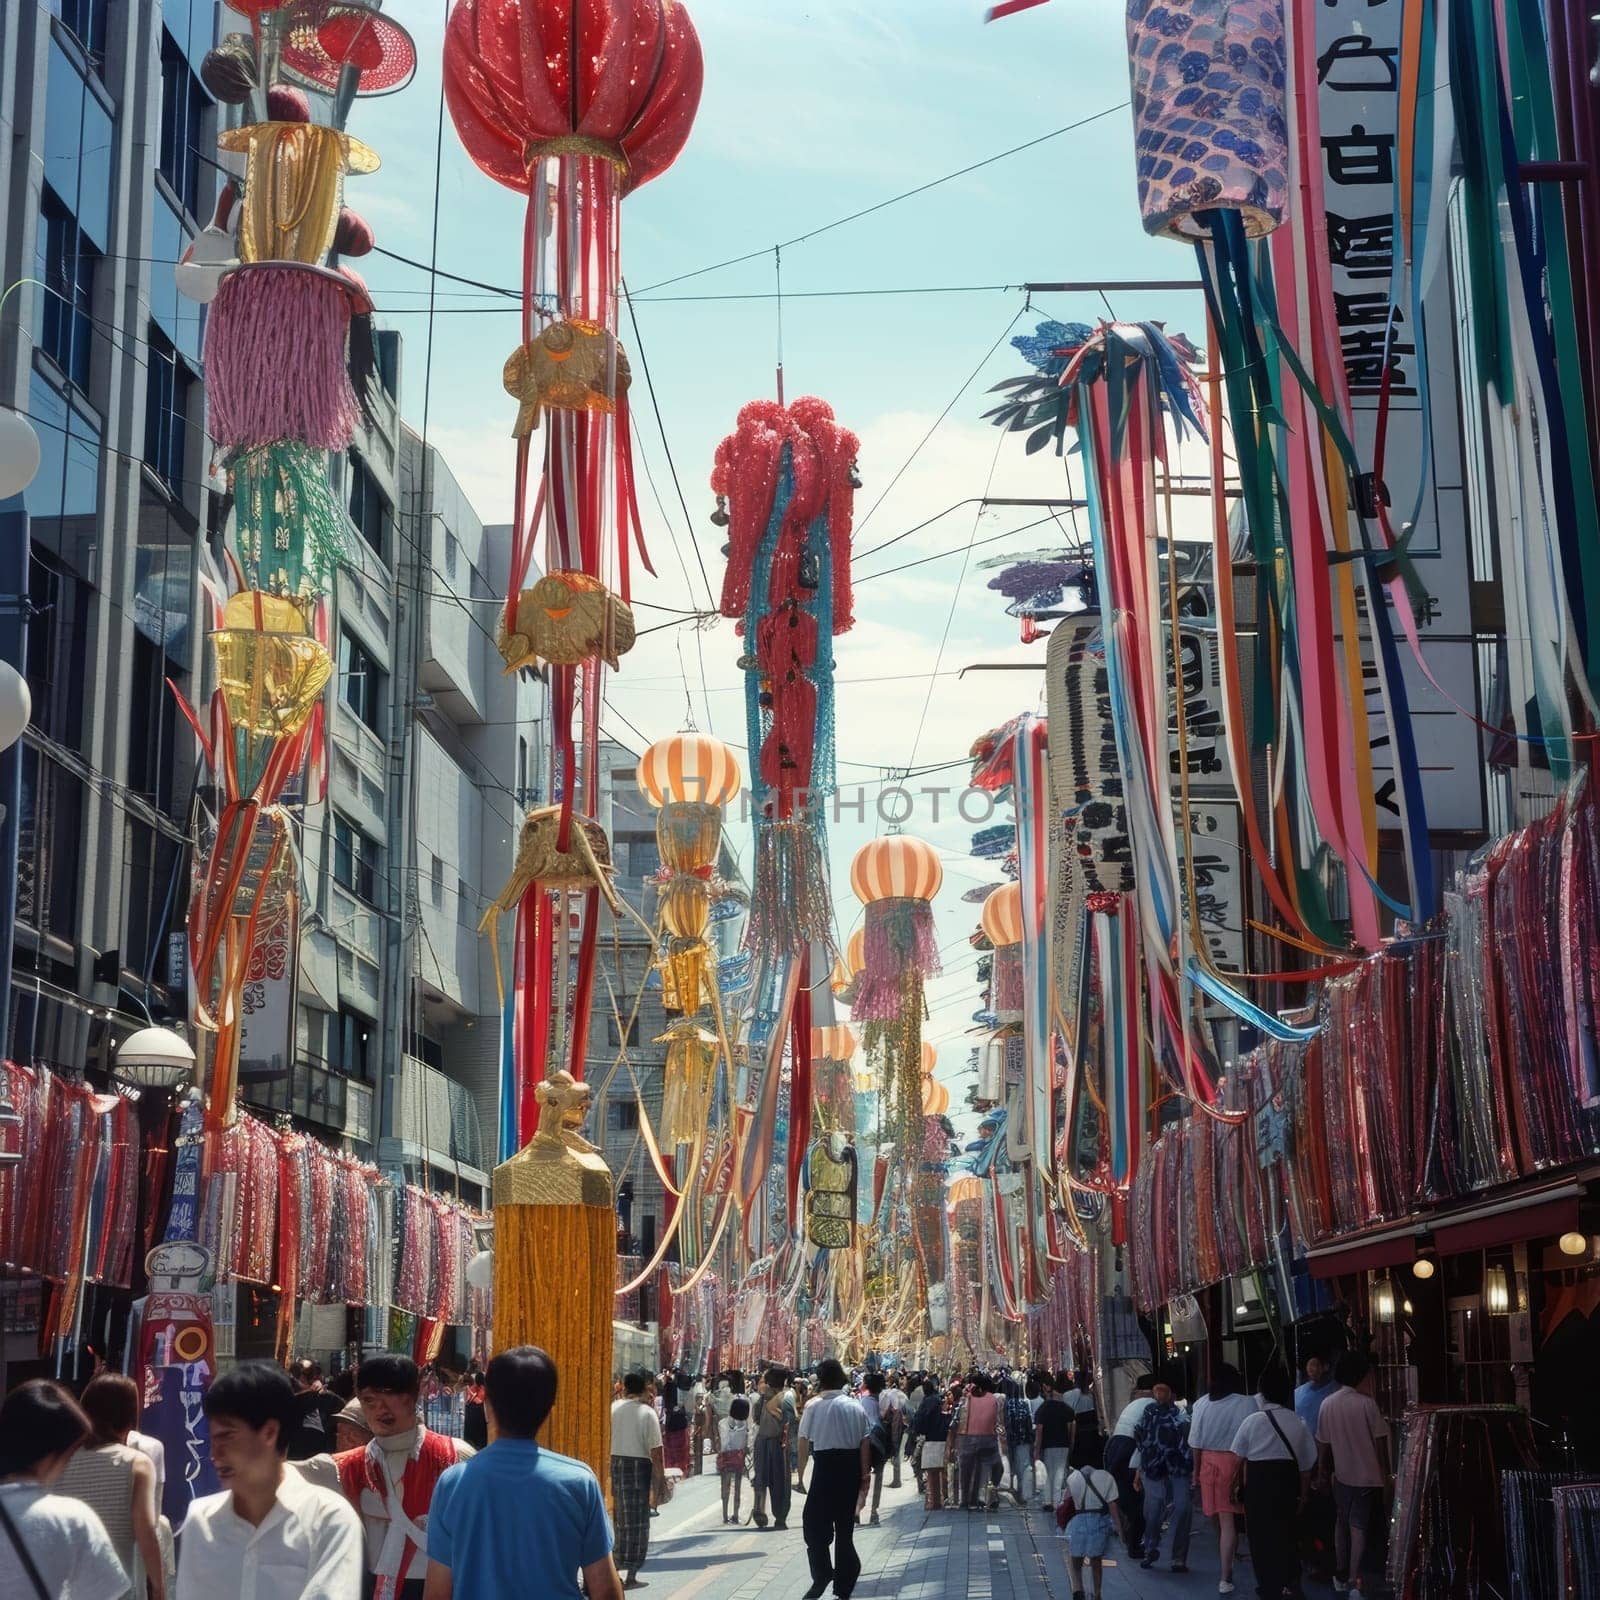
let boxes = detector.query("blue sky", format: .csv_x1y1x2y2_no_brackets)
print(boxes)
346,0,1214,1105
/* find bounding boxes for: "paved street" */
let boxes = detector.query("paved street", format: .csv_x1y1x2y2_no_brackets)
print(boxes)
637,1465,1363,1600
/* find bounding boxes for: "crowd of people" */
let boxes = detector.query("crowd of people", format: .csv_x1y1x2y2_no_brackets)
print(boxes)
0,1343,1392,1600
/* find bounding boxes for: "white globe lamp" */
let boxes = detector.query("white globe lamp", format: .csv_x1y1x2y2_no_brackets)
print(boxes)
0,662,31,753
115,1026,197,1091
0,409,41,499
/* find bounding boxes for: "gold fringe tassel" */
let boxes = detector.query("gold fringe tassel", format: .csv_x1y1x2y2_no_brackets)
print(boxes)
493,1203,616,1502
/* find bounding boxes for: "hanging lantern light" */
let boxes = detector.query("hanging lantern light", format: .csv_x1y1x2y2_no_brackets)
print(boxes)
0,661,31,754
1484,1264,1511,1315
980,882,1023,948
638,732,742,1017
921,1074,950,1116
850,834,943,1136
114,1026,197,1092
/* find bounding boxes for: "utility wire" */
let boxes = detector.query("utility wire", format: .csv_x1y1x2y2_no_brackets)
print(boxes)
854,308,1026,535
630,103,1130,296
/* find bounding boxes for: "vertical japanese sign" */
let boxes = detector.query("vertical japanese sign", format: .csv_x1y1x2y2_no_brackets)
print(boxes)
1318,0,1487,836
137,1239,220,1526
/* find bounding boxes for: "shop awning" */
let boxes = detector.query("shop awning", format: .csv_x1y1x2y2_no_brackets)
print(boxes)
1305,1228,1420,1279
1433,1186,1583,1256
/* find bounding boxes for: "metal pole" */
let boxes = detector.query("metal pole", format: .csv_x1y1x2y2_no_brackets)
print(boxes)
0,501,31,1060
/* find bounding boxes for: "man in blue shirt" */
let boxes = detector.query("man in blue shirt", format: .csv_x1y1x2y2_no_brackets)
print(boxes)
1294,1353,1340,1434
422,1346,620,1600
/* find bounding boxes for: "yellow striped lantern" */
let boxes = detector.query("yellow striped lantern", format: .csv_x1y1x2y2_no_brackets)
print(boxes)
849,834,943,1139
639,733,742,1015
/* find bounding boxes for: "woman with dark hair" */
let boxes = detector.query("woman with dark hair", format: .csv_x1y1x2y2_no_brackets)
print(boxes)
1188,1365,1255,1594
661,1372,691,1475
1228,1365,1318,1599
0,1379,132,1598
56,1372,166,1600
1066,1369,1102,1468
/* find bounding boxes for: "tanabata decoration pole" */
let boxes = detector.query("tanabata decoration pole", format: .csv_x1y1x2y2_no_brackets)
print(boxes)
179,4,416,1132
713,398,859,1241
444,0,703,1140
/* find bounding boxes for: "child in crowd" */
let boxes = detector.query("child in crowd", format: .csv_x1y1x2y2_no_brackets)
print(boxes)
717,1396,751,1524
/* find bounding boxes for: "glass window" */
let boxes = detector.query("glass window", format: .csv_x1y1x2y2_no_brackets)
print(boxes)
35,187,98,392
23,374,99,543
374,331,399,398
16,746,84,944
53,1,109,61
613,1100,640,1130
44,39,113,251
158,28,206,218
332,813,381,903
338,628,385,733
143,324,192,492
127,632,179,812
444,530,458,579
122,817,182,986
27,551,88,749
606,1016,641,1049
430,851,444,906
517,736,530,805
346,450,390,559
150,196,202,366
333,1006,373,1080
616,833,660,879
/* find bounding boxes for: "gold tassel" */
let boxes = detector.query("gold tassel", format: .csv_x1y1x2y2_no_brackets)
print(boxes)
492,1073,615,1501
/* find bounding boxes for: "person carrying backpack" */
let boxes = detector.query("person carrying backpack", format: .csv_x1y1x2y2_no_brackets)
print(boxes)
1002,1381,1036,1506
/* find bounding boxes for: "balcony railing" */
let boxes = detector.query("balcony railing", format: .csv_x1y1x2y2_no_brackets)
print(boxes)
242,1054,373,1146
393,1054,486,1174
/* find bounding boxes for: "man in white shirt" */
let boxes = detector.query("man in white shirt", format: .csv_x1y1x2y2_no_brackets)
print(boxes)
1104,1373,1155,1561
610,1373,665,1590
795,1360,872,1600
178,1362,362,1600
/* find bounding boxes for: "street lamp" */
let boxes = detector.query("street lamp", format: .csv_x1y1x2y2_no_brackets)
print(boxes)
114,1027,197,1092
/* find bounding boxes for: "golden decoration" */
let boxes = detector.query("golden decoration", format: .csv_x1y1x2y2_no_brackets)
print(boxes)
656,1021,719,1147
211,589,332,739
218,121,379,266
497,570,636,674
480,807,622,927
806,1134,856,1249
502,320,631,438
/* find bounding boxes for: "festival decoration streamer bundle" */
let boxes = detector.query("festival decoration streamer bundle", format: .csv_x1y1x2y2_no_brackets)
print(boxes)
444,0,703,1141
179,3,416,1129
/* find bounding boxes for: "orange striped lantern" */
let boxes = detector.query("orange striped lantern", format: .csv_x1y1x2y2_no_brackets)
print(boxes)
985,883,1024,1017
811,1022,857,1133
982,881,1025,1022
639,732,742,1018
980,882,1023,948
921,1074,950,1116
849,833,943,1140
810,1023,856,1062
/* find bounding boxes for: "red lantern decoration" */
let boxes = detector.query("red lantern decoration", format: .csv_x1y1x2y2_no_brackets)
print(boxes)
443,0,703,196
